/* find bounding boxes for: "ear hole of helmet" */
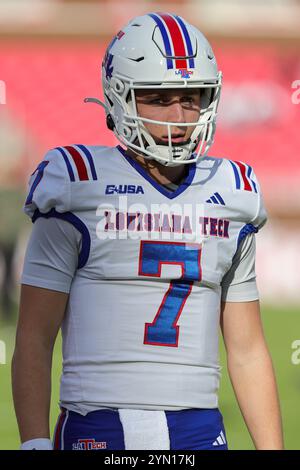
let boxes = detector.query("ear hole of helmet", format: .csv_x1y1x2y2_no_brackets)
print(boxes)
111,78,125,94
121,125,132,139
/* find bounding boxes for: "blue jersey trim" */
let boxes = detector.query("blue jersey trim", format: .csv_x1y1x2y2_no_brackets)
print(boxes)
237,223,258,247
116,146,196,200
229,160,241,190
246,165,257,193
32,208,91,269
25,160,49,206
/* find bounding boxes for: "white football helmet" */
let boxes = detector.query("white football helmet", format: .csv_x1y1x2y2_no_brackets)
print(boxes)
86,12,222,166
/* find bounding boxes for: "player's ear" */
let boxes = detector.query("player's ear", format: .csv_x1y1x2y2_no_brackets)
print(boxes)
106,114,115,131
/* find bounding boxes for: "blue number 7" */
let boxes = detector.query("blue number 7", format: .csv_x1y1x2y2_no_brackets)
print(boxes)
138,241,202,347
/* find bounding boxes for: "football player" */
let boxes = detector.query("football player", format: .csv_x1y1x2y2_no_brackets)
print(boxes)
12,12,284,450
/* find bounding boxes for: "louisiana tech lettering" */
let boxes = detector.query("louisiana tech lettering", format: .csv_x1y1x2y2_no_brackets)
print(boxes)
100,211,229,239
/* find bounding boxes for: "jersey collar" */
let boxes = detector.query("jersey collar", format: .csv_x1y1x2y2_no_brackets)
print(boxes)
116,145,196,200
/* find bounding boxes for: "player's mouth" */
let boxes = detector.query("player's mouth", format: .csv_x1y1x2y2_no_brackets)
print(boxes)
160,135,187,144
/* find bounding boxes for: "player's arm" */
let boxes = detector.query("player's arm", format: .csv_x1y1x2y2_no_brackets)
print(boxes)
12,285,68,445
220,234,284,450
220,300,283,450
12,217,81,449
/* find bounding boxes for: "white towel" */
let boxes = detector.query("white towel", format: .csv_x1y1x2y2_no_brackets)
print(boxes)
118,409,170,450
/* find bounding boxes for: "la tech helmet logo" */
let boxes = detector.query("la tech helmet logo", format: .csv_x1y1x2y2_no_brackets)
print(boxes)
175,69,194,79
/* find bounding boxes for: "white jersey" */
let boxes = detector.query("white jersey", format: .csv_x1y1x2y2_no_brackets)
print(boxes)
22,144,267,414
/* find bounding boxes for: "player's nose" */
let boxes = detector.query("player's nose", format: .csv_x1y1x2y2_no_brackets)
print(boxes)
168,101,186,123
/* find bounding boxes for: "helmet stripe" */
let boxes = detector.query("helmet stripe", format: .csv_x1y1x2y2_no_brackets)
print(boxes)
149,13,174,69
159,13,188,69
174,15,195,68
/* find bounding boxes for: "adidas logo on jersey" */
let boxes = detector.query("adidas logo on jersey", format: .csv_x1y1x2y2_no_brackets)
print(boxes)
212,431,227,446
206,192,225,206
105,184,145,195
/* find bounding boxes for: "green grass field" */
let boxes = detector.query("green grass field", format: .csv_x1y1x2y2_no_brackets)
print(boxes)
0,305,299,450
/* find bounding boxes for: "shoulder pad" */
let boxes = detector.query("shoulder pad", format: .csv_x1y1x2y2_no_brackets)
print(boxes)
227,159,259,194
24,147,72,219
225,159,268,229
24,144,105,219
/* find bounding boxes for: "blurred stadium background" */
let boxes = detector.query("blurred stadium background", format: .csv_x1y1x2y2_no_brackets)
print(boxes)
0,0,299,450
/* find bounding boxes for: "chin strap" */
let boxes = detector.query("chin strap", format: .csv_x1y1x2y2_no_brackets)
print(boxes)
146,143,195,166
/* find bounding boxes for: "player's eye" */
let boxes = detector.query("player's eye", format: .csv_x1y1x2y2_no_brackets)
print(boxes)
181,96,196,104
149,98,163,104
149,97,169,105
146,95,199,106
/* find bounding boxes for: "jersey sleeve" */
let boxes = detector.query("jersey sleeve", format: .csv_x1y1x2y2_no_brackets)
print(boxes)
248,165,268,230
23,148,71,219
251,185,268,230
221,233,259,302
21,217,81,293
226,158,268,230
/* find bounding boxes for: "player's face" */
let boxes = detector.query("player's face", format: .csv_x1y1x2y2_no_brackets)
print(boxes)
135,89,201,146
